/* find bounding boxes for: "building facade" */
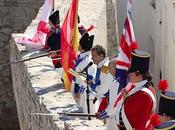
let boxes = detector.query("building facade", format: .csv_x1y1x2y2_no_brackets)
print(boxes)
154,0,175,91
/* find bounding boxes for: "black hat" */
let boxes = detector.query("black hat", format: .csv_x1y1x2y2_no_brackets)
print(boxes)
155,80,175,130
129,50,150,74
49,10,60,25
158,80,175,119
159,91,175,118
79,33,94,51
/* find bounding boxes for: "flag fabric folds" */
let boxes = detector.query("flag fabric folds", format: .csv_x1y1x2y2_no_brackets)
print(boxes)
16,0,53,47
116,0,138,93
61,0,79,91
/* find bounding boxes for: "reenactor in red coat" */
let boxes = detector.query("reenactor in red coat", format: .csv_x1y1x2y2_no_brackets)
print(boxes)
154,80,175,130
114,50,156,130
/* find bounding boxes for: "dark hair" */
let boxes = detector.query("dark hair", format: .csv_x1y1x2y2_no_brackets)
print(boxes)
142,71,153,82
91,45,106,58
135,71,154,86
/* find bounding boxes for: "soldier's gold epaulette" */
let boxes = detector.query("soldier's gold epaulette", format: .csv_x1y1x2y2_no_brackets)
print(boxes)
101,65,109,74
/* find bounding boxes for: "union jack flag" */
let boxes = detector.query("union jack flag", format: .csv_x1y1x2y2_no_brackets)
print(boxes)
116,0,138,93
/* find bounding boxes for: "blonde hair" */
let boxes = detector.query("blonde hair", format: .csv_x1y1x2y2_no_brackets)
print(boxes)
108,58,117,76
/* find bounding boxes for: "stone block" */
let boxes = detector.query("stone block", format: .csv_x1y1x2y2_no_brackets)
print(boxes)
0,27,13,35
0,33,9,42
0,42,5,48
4,1,18,7
10,7,25,17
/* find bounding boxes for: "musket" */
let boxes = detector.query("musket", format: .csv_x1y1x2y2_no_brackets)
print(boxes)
29,112,96,117
0,50,61,67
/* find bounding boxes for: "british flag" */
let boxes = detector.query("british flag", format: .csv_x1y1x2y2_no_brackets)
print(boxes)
116,0,138,93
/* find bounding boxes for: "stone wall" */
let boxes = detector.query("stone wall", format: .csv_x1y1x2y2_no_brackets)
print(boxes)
54,0,72,22
106,0,118,56
78,0,108,54
10,38,60,130
0,0,44,129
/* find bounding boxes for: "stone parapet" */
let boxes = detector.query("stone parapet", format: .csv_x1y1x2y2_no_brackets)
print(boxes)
10,0,109,130
10,37,60,130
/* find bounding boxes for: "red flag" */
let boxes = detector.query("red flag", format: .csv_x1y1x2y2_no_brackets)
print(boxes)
61,0,79,91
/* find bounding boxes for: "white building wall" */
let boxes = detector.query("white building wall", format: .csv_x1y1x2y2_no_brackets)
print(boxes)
131,0,157,75
154,0,175,91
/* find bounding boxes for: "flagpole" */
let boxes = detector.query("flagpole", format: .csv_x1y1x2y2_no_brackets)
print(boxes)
85,69,91,120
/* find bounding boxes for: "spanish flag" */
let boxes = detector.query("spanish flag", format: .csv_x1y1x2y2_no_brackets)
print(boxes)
61,0,79,91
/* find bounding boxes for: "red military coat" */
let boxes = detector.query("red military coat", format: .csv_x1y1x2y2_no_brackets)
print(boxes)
124,88,155,130
115,80,156,130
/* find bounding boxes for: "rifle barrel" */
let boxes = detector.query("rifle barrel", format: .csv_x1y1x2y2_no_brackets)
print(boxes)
0,50,61,67
29,112,96,117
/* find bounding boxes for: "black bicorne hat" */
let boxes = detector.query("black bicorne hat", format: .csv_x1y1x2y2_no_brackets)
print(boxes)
79,33,94,51
129,50,150,74
49,10,60,25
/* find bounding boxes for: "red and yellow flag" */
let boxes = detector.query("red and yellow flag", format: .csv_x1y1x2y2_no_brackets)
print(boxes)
61,0,79,91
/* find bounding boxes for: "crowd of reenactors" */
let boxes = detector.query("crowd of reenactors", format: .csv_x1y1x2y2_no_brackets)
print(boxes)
45,10,175,130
